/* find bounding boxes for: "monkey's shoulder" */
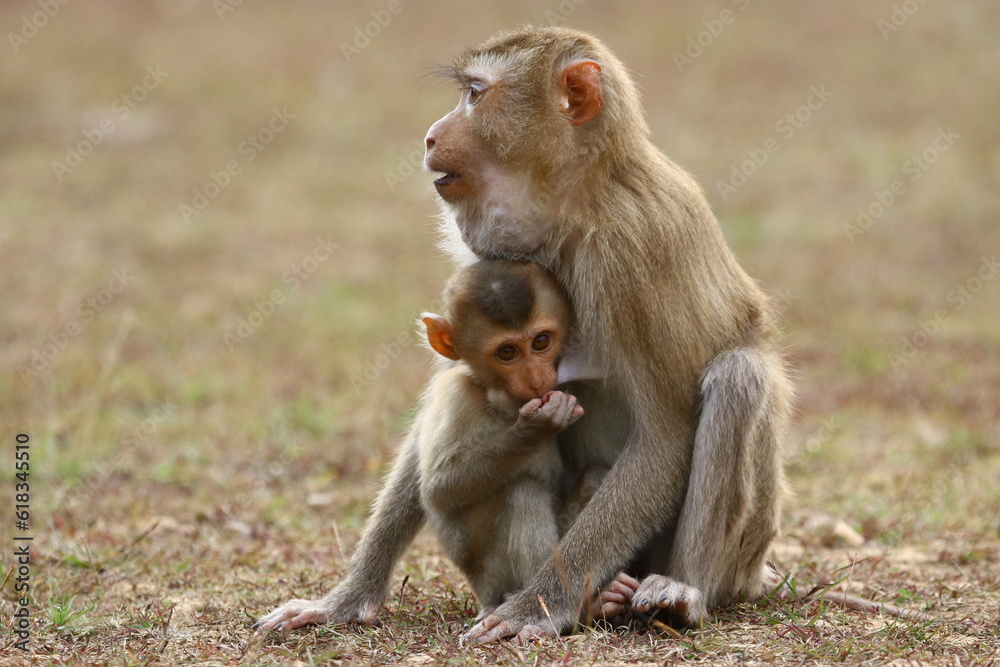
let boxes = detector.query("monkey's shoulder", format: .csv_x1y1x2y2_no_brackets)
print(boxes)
420,366,513,433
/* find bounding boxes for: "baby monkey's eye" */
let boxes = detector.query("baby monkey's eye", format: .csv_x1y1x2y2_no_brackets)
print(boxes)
496,345,518,362
532,334,551,351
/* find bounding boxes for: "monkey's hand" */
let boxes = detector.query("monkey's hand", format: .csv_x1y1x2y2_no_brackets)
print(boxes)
630,575,707,627
517,391,584,436
253,584,382,633
460,590,573,645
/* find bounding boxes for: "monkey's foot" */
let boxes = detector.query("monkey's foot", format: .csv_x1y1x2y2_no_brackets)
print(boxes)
253,597,379,633
586,572,640,620
631,575,707,627
462,615,556,646
461,594,571,645
474,604,498,622
474,591,518,622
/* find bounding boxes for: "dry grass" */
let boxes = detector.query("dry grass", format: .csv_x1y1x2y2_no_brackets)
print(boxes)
1,1,998,664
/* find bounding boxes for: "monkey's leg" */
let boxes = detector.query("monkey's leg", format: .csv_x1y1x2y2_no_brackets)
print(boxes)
632,348,788,626
255,428,426,632
467,467,562,613
506,478,561,588
463,391,698,644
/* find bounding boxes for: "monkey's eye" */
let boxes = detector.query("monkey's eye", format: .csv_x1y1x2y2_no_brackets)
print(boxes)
466,83,486,105
532,334,551,351
496,345,517,362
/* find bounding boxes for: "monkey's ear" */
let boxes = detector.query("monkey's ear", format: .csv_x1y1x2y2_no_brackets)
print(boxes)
559,60,603,126
422,314,461,360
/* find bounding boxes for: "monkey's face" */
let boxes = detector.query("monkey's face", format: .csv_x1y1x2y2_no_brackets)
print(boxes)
424,43,605,260
477,322,563,402
424,72,562,259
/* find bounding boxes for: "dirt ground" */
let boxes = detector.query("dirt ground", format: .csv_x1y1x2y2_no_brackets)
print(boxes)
1,1,998,664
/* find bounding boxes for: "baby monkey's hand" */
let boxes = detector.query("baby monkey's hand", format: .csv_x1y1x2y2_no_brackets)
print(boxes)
518,391,584,435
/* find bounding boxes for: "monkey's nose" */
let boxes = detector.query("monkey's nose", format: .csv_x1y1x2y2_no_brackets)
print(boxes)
424,132,435,151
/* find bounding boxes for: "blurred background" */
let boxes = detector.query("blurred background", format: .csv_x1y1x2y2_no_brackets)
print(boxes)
1,1,997,662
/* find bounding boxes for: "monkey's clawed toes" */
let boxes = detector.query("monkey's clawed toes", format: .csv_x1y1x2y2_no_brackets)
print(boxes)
587,572,640,620
461,617,556,646
461,602,565,646
254,598,380,633
474,604,499,622
513,622,556,645
460,614,511,646
254,599,329,633
631,575,706,627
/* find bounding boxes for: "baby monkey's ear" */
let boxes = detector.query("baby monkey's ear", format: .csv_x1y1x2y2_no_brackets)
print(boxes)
422,314,461,361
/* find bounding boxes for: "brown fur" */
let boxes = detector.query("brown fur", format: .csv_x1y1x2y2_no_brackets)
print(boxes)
426,27,793,642
256,27,793,641
254,259,583,632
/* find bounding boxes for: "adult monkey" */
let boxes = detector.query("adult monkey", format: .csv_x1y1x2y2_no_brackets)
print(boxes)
427,26,792,644
256,26,792,642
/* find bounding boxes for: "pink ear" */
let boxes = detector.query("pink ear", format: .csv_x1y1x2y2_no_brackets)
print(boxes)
560,60,603,126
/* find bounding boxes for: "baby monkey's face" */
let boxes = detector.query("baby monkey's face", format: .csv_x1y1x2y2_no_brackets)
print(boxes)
478,317,563,402
423,258,573,403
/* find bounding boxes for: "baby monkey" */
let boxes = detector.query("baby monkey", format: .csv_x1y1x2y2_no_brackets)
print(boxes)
418,260,584,614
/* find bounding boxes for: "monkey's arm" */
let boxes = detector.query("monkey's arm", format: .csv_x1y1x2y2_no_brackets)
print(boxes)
255,424,426,632
422,390,582,514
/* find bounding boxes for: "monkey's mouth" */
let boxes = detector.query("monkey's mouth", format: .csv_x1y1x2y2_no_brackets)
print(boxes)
433,171,460,187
